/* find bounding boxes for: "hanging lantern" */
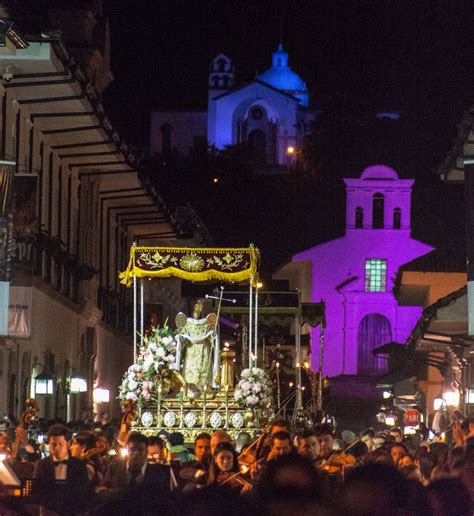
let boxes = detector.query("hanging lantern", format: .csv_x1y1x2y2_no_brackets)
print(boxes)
70,374,88,394
433,396,444,411
442,389,460,408
93,386,110,403
34,372,54,396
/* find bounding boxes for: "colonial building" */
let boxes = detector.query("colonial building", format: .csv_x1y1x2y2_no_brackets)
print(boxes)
0,11,206,421
150,45,315,166
274,165,433,378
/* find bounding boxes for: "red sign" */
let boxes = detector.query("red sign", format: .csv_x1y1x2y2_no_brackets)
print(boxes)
403,409,421,426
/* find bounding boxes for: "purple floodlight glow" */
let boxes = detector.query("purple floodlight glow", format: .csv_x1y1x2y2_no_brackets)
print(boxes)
293,165,433,377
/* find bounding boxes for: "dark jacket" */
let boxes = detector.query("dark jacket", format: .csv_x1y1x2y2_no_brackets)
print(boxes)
33,455,89,483
32,456,91,512
104,461,171,492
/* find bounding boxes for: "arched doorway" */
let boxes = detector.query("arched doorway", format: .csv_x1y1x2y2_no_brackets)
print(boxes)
248,129,266,159
357,313,391,374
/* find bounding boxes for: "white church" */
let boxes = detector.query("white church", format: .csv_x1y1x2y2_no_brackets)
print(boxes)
150,45,315,166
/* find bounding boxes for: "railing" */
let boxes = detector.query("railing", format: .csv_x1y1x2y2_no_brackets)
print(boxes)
98,286,132,335
170,203,213,244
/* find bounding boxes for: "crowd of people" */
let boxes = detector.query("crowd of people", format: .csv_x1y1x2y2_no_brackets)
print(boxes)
0,414,473,515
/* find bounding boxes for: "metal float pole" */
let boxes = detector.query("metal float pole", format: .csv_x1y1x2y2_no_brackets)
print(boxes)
140,278,145,348
255,286,259,365
248,278,253,368
318,320,326,412
133,275,137,362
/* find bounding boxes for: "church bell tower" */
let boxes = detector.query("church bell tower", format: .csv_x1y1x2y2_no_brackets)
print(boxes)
208,54,234,102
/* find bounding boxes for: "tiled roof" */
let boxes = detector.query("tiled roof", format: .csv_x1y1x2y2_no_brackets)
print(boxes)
399,247,466,273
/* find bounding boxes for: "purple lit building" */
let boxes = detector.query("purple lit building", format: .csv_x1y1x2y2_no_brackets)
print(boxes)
275,165,433,377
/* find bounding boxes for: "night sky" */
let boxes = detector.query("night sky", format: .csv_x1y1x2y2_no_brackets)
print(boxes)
101,1,473,272
103,0,474,147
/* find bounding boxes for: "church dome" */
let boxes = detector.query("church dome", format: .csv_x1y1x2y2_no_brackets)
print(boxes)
360,165,399,181
258,44,308,106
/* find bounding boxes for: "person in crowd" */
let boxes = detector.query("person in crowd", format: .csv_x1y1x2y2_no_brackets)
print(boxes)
426,477,472,516
94,432,112,476
359,428,375,452
296,429,320,463
267,431,294,461
206,442,250,493
314,424,334,462
103,432,171,493
335,462,429,516
70,430,103,486
387,442,408,468
168,432,195,463
251,418,292,462
235,431,252,453
269,418,291,435
180,433,212,488
389,427,403,443
33,424,90,513
147,436,168,464
210,429,232,454
363,448,393,466
0,431,10,457
254,454,325,513
194,432,211,462
34,425,89,483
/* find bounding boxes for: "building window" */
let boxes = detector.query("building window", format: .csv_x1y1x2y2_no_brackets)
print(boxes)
217,58,226,72
365,258,387,292
250,106,264,121
372,193,384,228
355,207,363,228
393,208,401,229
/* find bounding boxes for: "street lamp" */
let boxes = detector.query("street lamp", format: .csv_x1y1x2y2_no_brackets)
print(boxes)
34,372,54,396
93,386,110,403
70,374,88,394
443,388,460,407
433,395,444,411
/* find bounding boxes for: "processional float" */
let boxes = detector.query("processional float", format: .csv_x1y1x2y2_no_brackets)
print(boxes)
118,244,280,440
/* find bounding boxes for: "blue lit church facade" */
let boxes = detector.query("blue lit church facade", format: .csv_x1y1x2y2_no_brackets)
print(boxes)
150,45,315,165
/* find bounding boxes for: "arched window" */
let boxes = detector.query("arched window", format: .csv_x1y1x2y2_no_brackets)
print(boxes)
372,193,384,228
393,208,401,229
212,75,220,88
248,129,266,159
277,57,282,66
222,75,229,88
217,58,226,72
357,313,391,375
355,207,363,229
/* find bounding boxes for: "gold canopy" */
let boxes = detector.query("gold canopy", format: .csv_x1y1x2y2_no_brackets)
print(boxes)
119,245,260,286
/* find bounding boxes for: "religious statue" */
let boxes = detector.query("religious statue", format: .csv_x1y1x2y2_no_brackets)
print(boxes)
175,301,219,388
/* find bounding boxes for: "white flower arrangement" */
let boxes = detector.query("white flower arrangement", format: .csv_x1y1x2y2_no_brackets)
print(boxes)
118,323,178,405
234,367,272,409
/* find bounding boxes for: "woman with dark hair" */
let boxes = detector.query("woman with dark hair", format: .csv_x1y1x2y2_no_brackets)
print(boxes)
206,442,250,493
70,431,103,487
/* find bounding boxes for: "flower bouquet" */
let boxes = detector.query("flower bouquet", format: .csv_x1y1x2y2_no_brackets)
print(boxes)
118,323,178,405
234,367,272,409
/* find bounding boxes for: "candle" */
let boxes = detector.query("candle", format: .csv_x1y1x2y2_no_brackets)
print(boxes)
276,362,281,409
180,387,184,428
224,385,229,429
157,383,162,427
202,385,207,428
